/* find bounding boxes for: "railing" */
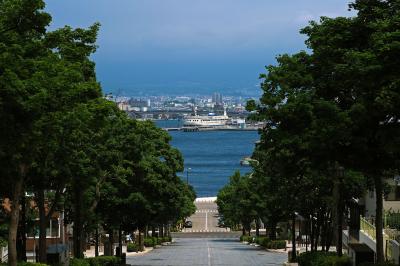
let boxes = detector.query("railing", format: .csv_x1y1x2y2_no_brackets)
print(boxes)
360,216,376,240
386,239,394,263
0,246,8,263
360,216,400,263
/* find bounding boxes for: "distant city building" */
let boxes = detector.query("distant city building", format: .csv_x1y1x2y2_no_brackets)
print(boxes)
129,99,150,112
212,92,223,105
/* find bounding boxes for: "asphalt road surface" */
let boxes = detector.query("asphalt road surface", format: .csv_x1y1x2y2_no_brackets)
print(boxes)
182,199,228,233
126,238,287,266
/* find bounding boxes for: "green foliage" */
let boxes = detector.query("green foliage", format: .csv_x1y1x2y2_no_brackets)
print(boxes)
0,0,195,263
245,99,257,112
163,236,172,242
297,252,351,266
143,238,155,247
359,263,397,266
70,259,90,266
265,240,286,249
0,237,6,247
217,171,259,233
259,237,270,247
85,256,121,266
126,243,138,252
240,235,254,243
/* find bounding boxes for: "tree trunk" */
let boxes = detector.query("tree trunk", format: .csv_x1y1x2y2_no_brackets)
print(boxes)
268,221,277,240
73,187,84,258
321,212,326,251
326,211,333,252
37,189,48,263
109,231,114,256
151,226,155,237
314,217,321,250
160,224,164,238
375,176,384,263
242,226,245,236
291,214,296,262
138,229,143,252
337,181,344,256
95,226,99,257
118,226,122,257
310,216,315,251
17,193,27,262
255,219,260,237
8,169,25,266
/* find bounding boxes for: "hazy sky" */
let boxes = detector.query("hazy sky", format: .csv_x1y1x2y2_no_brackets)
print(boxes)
46,0,353,96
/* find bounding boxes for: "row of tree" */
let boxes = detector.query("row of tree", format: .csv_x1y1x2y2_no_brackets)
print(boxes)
0,1,196,266
218,0,400,262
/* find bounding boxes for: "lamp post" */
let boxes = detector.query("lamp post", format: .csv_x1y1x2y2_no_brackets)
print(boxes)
186,168,191,184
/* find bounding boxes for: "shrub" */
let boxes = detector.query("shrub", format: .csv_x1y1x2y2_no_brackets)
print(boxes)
297,251,351,266
86,256,121,266
0,238,7,248
265,240,286,249
240,236,254,243
144,237,155,247
163,236,172,242
155,237,162,245
259,237,271,248
70,258,90,266
359,263,397,266
127,242,138,252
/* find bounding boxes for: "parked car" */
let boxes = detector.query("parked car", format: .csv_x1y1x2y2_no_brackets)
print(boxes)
218,217,225,227
184,221,193,228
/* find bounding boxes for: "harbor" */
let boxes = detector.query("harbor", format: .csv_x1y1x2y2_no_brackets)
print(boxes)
163,125,262,132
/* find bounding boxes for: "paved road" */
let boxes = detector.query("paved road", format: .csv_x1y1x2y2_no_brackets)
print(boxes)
126,238,287,266
182,200,229,233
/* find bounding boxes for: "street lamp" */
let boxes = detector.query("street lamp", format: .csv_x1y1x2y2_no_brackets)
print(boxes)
186,168,191,184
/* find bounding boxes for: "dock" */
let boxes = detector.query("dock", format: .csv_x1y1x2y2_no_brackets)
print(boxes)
162,126,261,132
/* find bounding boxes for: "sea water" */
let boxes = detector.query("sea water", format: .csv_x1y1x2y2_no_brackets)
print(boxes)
155,120,259,197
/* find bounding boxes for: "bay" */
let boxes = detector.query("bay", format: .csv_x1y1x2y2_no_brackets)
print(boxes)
155,120,259,197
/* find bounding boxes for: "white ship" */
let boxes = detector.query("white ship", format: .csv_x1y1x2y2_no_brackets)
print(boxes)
183,107,230,128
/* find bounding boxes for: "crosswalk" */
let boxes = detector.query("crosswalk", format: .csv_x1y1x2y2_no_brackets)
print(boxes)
195,209,218,213
182,228,230,233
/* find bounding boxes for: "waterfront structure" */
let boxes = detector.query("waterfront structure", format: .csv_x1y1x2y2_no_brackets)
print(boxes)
183,106,229,128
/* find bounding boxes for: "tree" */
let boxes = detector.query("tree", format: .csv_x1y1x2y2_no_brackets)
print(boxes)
217,172,258,235
300,1,400,260
0,1,51,264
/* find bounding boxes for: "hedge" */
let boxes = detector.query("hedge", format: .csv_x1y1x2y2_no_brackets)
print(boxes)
255,237,270,247
241,236,286,249
144,238,155,247
265,240,286,249
143,237,171,247
85,256,121,266
163,236,172,242
240,235,254,243
127,242,138,252
359,263,397,266
70,258,90,266
297,251,351,266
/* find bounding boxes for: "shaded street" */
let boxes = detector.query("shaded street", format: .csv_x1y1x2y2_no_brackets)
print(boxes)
126,238,287,266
